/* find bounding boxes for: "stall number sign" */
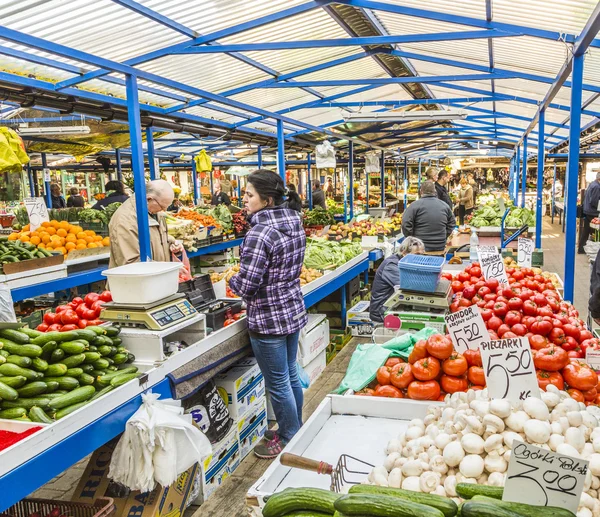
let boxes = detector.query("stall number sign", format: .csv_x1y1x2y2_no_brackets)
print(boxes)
477,246,509,285
479,337,540,403
445,305,490,354
23,197,49,232
503,441,588,514
586,348,600,372
518,238,534,267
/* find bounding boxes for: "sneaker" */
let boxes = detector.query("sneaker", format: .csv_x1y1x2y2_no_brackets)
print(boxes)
264,430,280,442
254,438,287,459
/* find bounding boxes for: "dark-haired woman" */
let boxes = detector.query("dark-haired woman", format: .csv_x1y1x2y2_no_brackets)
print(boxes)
92,180,129,210
229,170,307,459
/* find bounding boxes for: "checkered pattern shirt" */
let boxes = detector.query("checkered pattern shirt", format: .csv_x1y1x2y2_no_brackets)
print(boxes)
229,206,307,335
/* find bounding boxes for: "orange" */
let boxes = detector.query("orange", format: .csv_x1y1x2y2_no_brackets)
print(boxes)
50,221,59,229
59,237,66,246
102,237,110,246
19,235,30,242
23,224,30,232
65,242,76,251
87,242,97,249
75,243,87,250
65,234,77,243
38,243,46,250
85,236,94,244
56,228,67,238
84,230,94,236
76,239,87,246
7,233,17,241
55,246,67,255
94,235,102,242
77,232,87,240
58,221,69,229
72,225,83,234
42,235,51,244
46,227,56,235
30,236,41,245
41,221,51,228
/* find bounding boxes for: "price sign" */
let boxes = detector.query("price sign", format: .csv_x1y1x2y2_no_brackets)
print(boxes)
445,305,490,353
585,348,600,372
43,167,51,182
503,441,588,514
479,337,540,403
479,251,509,285
23,197,49,232
518,238,534,267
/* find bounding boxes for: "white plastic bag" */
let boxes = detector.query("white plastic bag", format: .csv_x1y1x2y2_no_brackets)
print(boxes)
109,392,212,492
0,284,16,322
315,140,336,169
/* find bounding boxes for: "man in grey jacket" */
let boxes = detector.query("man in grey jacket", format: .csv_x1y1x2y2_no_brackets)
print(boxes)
311,181,327,210
402,181,456,252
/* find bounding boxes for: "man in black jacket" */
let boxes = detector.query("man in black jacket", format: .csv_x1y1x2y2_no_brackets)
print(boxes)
311,181,327,209
579,172,600,254
435,170,453,210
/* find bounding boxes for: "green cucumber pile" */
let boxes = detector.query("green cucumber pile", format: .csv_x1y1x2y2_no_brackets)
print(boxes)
0,237,53,272
261,484,576,517
0,325,139,423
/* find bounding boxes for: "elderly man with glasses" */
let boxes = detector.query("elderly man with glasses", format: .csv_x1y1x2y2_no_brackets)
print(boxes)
108,179,183,267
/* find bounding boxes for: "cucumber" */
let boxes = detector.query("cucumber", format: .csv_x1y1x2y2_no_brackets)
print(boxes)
105,358,114,366
0,329,30,344
61,353,86,368
0,355,5,365
112,353,128,365
107,366,118,372
49,386,96,409
88,345,98,352
44,376,79,391
104,325,120,337
50,349,65,363
0,363,38,380
334,494,444,517
93,358,110,370
0,376,27,388
0,342,42,358
127,353,135,363
463,497,577,517
59,341,87,355
96,366,138,387
81,364,94,374
6,355,32,368
0,350,8,358
45,363,68,377
17,381,48,398
456,484,503,500
2,398,50,409
78,373,95,386
0,408,27,419
55,401,88,419
263,489,340,517
276,513,332,517
29,406,53,424
85,326,107,336
31,357,49,372
20,328,44,339
45,381,59,392
90,385,114,401
75,329,97,342
66,368,84,377
98,345,113,357
349,485,458,517
0,380,19,401
31,331,80,345
83,352,101,364
111,338,122,347
40,341,58,361
110,373,139,387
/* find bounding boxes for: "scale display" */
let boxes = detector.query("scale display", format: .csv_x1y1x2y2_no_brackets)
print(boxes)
150,300,195,326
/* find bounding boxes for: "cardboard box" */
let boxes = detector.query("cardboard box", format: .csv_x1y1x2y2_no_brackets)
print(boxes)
237,397,267,459
298,314,330,367
302,349,326,386
386,311,446,333
215,357,265,419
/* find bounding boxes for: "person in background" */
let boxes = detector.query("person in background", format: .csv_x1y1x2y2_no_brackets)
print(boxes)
589,247,600,323
402,181,456,252
311,180,327,210
425,167,438,182
66,187,85,208
108,179,183,267
325,178,334,198
92,180,129,210
458,177,474,226
283,184,302,213
211,181,232,206
48,183,66,208
579,172,600,254
435,170,453,210
369,237,426,323
229,170,306,459
468,173,478,207
219,175,232,197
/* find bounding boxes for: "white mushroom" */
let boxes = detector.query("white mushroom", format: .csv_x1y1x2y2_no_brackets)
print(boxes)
443,475,457,496
401,476,421,492
419,471,441,493
524,397,550,421
443,441,465,468
505,410,530,432
388,468,402,488
487,472,506,487
524,419,551,444
461,433,485,455
459,455,485,479
484,434,504,453
565,427,585,453
484,451,508,473
489,399,511,418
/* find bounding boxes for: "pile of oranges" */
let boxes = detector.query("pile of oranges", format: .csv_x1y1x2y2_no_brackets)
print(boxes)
8,220,110,255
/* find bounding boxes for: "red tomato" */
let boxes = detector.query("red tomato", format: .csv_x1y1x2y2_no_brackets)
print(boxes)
583,387,598,402
374,385,403,398
458,271,470,283
563,324,581,342
534,346,569,372
529,334,548,350
463,285,477,300
480,308,493,321
497,324,511,338
511,324,527,336
549,327,567,346
60,310,79,325
442,353,468,376
567,347,584,359
537,370,565,391
87,319,104,326
385,357,403,368
408,340,428,364
55,305,71,314
471,267,481,277
60,324,79,331
478,286,491,298
507,297,523,311
522,300,538,316
48,324,62,332
77,319,88,329
99,291,113,302
91,300,105,313
75,304,88,318
562,336,579,352
485,278,500,291
390,363,414,389
567,388,585,403
36,323,49,332
451,281,464,293
407,380,441,401
43,312,57,325
533,293,548,307
412,357,441,381
487,316,503,331
81,308,97,320
468,366,486,386
530,317,552,337
441,374,468,394
493,301,508,318
376,366,392,386
458,298,472,308
70,296,84,306
425,335,454,360
464,349,482,367
504,310,521,327
84,293,100,306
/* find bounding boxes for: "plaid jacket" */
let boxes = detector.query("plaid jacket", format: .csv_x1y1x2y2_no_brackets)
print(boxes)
229,206,307,335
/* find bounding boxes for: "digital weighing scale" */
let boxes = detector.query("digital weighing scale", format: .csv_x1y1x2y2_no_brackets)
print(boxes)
384,278,452,313
100,293,199,330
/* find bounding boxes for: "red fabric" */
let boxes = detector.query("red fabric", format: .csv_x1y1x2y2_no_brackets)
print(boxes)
0,426,42,451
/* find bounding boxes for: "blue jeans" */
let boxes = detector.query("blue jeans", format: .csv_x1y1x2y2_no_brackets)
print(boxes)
249,330,303,442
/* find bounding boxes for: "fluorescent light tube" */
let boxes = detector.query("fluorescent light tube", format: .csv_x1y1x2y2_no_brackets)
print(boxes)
342,110,467,122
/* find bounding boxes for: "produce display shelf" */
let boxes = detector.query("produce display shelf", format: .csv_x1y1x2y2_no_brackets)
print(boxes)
187,237,243,257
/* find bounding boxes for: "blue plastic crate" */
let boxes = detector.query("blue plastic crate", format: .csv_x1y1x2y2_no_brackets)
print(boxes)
398,254,445,293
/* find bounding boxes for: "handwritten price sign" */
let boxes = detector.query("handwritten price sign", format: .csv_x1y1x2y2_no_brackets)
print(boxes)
479,251,509,285
23,197,50,232
479,337,540,403
503,441,588,514
518,238,534,267
445,305,490,354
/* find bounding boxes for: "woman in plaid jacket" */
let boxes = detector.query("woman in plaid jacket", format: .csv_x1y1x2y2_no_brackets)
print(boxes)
229,170,307,458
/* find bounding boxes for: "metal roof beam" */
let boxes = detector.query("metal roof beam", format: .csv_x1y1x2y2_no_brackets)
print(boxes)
451,103,566,128
316,97,499,106
485,0,497,134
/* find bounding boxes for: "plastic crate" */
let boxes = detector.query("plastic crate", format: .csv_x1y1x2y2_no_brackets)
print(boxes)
398,254,444,293
5,498,115,517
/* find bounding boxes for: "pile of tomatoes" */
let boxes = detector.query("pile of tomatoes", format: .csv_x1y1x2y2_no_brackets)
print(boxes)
356,334,484,401
36,291,112,332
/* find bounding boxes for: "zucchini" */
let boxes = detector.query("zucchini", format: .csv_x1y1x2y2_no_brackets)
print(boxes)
43,376,79,391
40,341,58,361
31,357,49,372
45,381,59,392
17,381,48,398
49,386,96,409
50,349,65,363
83,352,101,364
0,380,19,401
90,385,114,401
20,328,43,339
55,401,88,419
104,325,120,337
59,341,87,355
85,326,107,336
78,373,95,386
262,488,340,517
29,406,53,424
349,485,458,517
61,353,86,368
110,372,139,387
335,494,444,517
0,342,42,358
66,367,84,377
456,484,503,500
0,329,30,344
2,398,50,409
0,375,27,388
0,408,27,419
6,355,32,368
45,363,68,377
75,329,97,342
0,363,38,380
31,331,80,345
468,497,576,517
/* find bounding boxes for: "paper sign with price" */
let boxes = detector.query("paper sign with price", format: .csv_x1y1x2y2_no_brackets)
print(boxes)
585,348,600,372
23,197,49,232
479,251,509,285
518,238,534,267
479,337,540,403
503,441,588,514
445,305,491,353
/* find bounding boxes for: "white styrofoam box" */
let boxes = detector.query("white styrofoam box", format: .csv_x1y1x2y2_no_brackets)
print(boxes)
298,315,329,367
193,427,240,504
301,349,326,386
237,397,267,459
215,357,265,420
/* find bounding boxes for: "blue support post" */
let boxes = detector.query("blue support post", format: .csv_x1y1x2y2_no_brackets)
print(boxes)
277,119,285,183
366,166,370,214
257,146,263,168
307,153,313,209
126,74,152,262
521,139,528,208
41,153,51,208
191,158,199,205
418,159,422,192
403,157,408,209
515,145,521,202
237,176,242,207
552,163,557,224
115,149,123,182
26,163,34,197
146,127,157,180
209,166,214,195
536,110,545,248
380,150,385,208
564,53,584,302
348,143,354,220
